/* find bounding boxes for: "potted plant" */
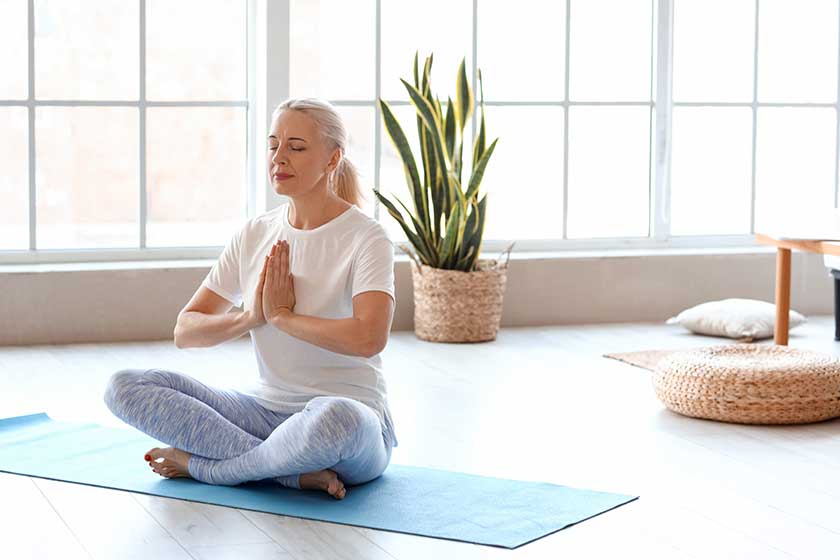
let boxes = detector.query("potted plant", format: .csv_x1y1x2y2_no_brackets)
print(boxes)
375,52,513,342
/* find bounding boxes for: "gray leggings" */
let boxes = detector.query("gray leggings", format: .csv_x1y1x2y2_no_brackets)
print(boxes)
102,369,393,489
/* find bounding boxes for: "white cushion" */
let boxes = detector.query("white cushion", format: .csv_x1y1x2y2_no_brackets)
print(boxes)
666,298,807,341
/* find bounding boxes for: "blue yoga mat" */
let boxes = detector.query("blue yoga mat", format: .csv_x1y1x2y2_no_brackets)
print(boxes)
0,412,638,549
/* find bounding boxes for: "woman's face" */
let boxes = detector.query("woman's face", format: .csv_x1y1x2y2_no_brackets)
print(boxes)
267,109,340,198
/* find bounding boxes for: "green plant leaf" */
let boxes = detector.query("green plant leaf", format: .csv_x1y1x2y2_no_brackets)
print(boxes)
379,99,428,232
440,202,461,268
393,193,439,266
456,139,464,184
453,179,470,268
451,172,467,217
455,245,475,271
444,97,456,164
465,194,488,270
472,69,486,169
459,195,480,263
401,78,451,209
420,123,441,241
432,173,444,241
374,191,436,266
465,137,498,200
421,53,433,97
455,57,473,132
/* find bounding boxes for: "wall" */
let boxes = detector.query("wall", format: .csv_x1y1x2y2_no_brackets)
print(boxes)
0,249,832,346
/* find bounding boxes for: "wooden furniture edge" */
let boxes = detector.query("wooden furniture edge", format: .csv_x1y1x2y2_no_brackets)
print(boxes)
755,233,840,257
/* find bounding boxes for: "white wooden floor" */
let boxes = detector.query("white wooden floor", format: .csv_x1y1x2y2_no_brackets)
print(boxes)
2,317,840,559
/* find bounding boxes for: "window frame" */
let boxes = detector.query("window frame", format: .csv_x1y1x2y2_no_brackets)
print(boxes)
0,0,256,264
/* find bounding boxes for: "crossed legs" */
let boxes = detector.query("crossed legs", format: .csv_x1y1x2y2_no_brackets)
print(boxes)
103,369,392,496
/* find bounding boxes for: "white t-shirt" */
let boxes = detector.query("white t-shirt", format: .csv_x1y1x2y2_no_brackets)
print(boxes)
201,202,399,447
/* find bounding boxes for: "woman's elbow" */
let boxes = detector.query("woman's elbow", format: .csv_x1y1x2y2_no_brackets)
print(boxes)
173,326,186,349
360,332,388,358
173,316,194,349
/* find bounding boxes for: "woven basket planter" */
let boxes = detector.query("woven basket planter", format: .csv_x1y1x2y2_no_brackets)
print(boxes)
653,345,840,424
410,259,508,343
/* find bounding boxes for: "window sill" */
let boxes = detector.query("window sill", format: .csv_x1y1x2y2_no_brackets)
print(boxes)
0,245,787,274
0,259,218,274
394,244,780,263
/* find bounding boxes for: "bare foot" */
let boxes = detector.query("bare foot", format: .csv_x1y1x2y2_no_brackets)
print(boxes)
299,469,346,499
145,447,192,479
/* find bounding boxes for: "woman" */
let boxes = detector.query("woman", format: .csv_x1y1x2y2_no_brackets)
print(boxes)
103,98,398,500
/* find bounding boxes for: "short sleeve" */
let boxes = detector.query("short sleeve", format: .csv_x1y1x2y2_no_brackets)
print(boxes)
352,229,395,302
201,225,245,307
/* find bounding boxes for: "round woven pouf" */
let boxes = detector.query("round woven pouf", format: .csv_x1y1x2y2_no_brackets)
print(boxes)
653,345,840,424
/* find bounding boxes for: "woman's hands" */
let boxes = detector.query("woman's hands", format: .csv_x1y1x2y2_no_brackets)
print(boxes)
245,252,271,328
245,239,296,329
262,239,296,323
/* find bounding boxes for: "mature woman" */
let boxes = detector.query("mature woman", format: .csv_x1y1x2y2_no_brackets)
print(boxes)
103,98,398,500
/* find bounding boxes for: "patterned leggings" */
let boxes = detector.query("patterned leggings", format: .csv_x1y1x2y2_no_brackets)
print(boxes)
102,368,393,489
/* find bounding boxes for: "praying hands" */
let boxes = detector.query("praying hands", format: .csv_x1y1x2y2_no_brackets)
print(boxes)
263,239,296,322
250,239,296,327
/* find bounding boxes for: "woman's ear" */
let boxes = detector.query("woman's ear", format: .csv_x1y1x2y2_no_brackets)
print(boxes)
328,148,342,171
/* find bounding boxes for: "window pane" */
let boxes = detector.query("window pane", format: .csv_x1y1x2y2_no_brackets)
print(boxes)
35,107,139,249
673,0,754,103
290,0,375,100
671,107,752,235
35,0,139,100
482,106,563,240
381,0,472,102
378,103,473,244
0,107,29,249
478,0,566,101
334,106,376,217
567,106,650,238
146,0,246,101
758,0,838,103
754,107,836,233
146,107,246,247
569,0,652,102
0,0,28,99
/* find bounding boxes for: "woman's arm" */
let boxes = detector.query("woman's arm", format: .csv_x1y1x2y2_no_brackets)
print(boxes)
175,307,260,349
269,291,395,358
177,247,272,349
174,284,262,348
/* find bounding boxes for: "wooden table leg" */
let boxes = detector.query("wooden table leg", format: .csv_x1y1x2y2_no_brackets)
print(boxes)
775,247,792,345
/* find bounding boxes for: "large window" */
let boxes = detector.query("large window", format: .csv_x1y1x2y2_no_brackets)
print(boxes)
1,0,250,259
671,0,838,237
291,0,840,251
3,0,840,264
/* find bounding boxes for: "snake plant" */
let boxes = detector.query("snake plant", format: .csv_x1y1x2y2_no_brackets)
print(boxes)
375,52,500,272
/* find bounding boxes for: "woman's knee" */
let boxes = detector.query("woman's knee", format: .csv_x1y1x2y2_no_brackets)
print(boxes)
104,369,140,406
102,368,164,411
336,446,391,486
306,397,377,444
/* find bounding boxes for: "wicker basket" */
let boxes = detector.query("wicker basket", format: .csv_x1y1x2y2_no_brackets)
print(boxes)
411,259,509,342
653,345,840,424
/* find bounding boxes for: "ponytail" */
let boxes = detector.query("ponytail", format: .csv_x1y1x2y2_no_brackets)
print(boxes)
331,157,366,207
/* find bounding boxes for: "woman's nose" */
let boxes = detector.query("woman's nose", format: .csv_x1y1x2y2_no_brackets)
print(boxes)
272,151,288,166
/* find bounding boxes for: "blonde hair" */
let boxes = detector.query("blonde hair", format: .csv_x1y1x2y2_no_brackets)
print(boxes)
271,98,366,207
